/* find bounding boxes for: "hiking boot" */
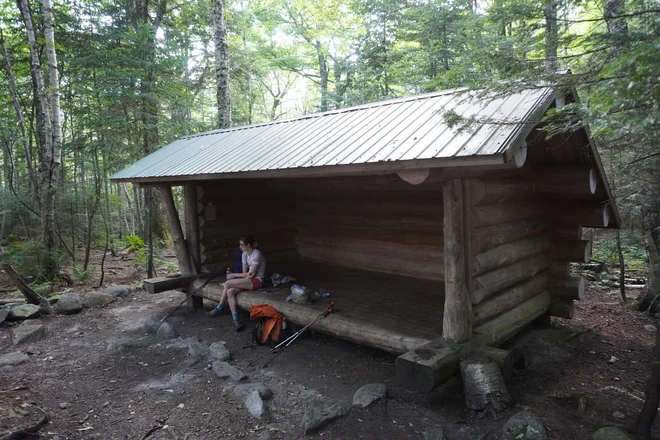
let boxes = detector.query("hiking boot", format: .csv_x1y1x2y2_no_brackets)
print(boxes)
206,308,221,318
233,320,245,332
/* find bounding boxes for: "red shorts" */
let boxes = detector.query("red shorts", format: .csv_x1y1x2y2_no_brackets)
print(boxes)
251,278,263,291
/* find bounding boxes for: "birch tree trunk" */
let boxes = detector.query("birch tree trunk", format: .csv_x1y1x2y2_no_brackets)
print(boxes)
213,0,231,129
544,0,558,73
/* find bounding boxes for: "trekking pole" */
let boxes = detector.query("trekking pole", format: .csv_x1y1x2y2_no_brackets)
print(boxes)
160,272,222,323
260,302,337,368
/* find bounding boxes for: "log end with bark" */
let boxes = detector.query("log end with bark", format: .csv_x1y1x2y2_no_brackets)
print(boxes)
460,353,512,411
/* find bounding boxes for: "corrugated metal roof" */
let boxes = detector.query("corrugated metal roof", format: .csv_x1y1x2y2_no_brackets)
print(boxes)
111,87,555,182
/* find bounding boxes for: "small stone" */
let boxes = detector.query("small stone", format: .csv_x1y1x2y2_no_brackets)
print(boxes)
156,322,178,339
644,324,657,333
12,322,45,345
55,293,83,315
592,427,632,440
81,292,115,308
503,411,547,440
301,399,350,434
143,316,162,333
423,427,446,440
608,356,619,364
352,383,387,408
244,389,271,421
0,305,10,324
0,351,30,368
209,341,231,362
103,285,132,298
212,361,247,382
8,304,41,320
59,402,71,409
612,411,625,419
233,383,273,400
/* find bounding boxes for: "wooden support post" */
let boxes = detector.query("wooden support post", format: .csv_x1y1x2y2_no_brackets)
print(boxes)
443,179,472,343
548,298,575,319
184,184,201,274
158,185,195,276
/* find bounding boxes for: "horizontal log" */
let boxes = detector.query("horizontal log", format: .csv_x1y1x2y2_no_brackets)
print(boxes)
549,276,585,300
298,226,443,248
471,203,543,228
550,261,571,277
197,282,429,355
142,276,197,294
534,166,597,198
471,220,547,255
298,246,444,281
298,200,443,221
472,235,552,276
475,346,527,381
472,254,552,304
473,274,550,325
396,291,551,392
469,179,535,207
548,299,574,319
546,204,610,228
298,213,442,234
297,234,443,261
553,240,591,263
553,225,582,240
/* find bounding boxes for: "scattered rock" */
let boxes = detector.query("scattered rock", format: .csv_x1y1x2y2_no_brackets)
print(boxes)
644,324,657,333
54,293,83,315
612,411,625,419
0,306,9,325
103,285,132,298
233,383,273,400
608,356,619,364
352,383,387,408
301,399,350,434
244,389,271,421
81,292,115,308
12,322,46,345
209,341,231,362
503,411,547,440
156,322,178,339
143,316,162,333
212,361,247,382
423,427,446,440
592,427,632,440
8,304,41,320
166,337,209,360
59,402,71,409
0,351,30,368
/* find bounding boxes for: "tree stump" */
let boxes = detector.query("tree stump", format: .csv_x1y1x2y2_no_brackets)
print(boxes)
460,354,512,411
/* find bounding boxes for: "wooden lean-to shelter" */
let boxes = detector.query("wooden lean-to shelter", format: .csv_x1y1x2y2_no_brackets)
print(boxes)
111,87,620,392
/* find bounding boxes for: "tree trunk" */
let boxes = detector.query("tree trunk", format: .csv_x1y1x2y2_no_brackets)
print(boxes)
544,0,558,72
615,230,626,302
159,185,195,275
604,0,628,55
636,321,660,440
316,41,329,112
213,0,231,129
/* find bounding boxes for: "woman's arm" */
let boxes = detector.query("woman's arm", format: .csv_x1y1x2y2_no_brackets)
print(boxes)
229,264,257,279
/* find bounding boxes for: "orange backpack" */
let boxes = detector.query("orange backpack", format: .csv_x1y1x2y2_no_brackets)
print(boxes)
249,304,284,345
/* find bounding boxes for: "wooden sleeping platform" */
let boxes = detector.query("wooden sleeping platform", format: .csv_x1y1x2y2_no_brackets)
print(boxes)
194,259,445,354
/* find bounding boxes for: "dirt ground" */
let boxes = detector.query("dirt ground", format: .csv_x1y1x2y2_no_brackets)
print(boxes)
1,252,659,439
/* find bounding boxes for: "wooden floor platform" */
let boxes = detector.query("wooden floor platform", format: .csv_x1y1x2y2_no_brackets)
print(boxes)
195,260,445,354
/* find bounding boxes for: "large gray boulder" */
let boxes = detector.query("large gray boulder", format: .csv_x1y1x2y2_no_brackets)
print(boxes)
503,411,547,440
209,341,231,362
352,383,387,408
55,293,83,315
103,285,132,298
0,351,30,368
592,427,632,440
143,316,162,333
244,389,272,421
0,305,10,324
212,361,247,382
8,304,41,320
12,322,45,345
301,399,350,435
156,322,178,339
81,292,115,308
234,383,273,400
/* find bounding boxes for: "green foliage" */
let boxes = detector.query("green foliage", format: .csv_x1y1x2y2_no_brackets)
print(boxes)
124,235,145,252
71,265,92,282
0,240,63,282
592,238,648,269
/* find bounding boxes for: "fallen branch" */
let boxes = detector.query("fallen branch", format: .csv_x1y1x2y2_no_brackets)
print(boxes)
0,407,49,440
1,264,52,314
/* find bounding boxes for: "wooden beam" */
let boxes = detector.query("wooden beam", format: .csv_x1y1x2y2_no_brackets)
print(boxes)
142,275,197,294
158,185,195,276
472,203,544,228
469,179,535,207
442,179,472,343
534,166,598,198
549,276,586,300
184,184,201,274
547,204,610,228
472,235,552,276
471,220,547,254
397,168,430,185
548,298,575,319
553,240,591,263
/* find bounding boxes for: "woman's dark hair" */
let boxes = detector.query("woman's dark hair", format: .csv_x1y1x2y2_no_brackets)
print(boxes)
241,235,256,247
